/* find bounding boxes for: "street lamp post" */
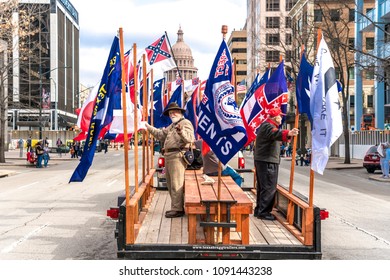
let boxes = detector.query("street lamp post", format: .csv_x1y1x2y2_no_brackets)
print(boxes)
50,77,58,131
39,66,71,138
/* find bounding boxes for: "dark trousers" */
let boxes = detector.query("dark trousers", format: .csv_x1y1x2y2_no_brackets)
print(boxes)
254,161,279,216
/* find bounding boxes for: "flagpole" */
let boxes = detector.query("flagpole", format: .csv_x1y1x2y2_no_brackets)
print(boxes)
215,24,229,244
150,69,154,170
119,28,130,210
133,43,139,194
287,45,305,224
233,58,238,104
142,54,147,182
164,31,182,80
308,30,323,208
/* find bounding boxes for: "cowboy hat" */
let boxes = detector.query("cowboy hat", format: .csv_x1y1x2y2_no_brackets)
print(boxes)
162,102,186,116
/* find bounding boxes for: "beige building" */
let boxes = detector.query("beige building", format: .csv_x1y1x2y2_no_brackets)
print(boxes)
227,27,248,104
289,0,375,128
166,26,198,83
246,0,296,87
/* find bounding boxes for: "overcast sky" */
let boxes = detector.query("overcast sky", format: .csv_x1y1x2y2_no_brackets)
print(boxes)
70,0,247,87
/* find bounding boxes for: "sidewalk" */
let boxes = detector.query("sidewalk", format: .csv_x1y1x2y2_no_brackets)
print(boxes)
284,156,388,182
0,149,73,178
283,156,363,170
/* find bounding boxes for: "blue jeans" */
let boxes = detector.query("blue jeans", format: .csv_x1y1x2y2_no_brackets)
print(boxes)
381,157,389,177
36,154,43,168
207,165,243,187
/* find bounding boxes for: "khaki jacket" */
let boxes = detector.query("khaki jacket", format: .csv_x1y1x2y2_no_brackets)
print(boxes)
147,118,195,155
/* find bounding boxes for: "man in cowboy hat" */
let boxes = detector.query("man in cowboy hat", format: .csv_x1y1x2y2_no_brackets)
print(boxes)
253,107,299,220
144,102,195,218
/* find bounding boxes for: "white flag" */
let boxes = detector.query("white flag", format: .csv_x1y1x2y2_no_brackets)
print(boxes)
310,36,343,175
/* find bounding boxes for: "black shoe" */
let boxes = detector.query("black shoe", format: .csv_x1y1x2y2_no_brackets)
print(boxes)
165,211,184,218
258,213,275,221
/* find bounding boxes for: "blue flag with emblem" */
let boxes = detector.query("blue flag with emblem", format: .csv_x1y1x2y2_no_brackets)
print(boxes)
196,39,247,165
69,36,121,182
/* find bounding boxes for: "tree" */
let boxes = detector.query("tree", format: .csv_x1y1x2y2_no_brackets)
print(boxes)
312,1,382,164
0,0,46,163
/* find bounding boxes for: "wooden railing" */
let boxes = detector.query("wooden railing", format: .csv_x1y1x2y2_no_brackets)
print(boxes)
124,169,156,245
275,185,314,246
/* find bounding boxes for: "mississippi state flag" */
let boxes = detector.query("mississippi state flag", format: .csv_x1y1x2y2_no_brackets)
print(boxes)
239,69,270,145
196,39,247,165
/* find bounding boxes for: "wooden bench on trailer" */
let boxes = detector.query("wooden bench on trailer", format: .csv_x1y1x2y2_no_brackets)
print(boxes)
184,169,253,245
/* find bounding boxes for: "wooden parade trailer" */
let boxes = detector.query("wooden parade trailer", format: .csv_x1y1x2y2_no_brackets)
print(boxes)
112,169,327,260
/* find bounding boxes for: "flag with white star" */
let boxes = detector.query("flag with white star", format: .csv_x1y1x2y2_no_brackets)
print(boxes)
243,62,288,145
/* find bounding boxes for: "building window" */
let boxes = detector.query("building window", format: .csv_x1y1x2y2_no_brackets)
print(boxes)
266,34,280,45
286,50,292,62
266,17,280,28
266,50,280,62
314,9,322,22
286,33,292,45
232,48,246,53
365,68,375,80
366,37,374,50
367,95,373,107
348,38,354,50
349,8,355,22
386,24,390,43
285,0,296,11
335,67,341,80
330,9,340,21
266,0,280,12
348,67,355,80
285,17,292,28
350,95,355,107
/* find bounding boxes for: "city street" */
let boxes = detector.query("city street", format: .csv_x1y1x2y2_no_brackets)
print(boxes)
0,149,389,259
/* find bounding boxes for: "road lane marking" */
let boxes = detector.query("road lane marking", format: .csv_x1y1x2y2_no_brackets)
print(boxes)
107,179,118,187
1,223,49,253
17,181,39,190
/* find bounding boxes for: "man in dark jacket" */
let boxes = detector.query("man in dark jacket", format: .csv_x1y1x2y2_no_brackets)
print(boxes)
254,108,299,220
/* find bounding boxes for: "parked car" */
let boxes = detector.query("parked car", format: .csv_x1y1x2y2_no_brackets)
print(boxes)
363,145,381,173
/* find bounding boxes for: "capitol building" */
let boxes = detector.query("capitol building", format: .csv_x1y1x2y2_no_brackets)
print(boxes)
166,27,198,83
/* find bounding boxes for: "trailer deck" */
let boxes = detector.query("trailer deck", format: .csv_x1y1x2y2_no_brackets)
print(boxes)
116,169,323,259
135,190,301,246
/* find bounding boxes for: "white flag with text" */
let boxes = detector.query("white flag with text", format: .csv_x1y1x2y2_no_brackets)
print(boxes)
310,36,343,175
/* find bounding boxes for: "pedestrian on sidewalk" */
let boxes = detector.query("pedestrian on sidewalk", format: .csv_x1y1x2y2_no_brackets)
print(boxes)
35,140,44,168
56,138,63,158
26,136,32,153
43,143,50,168
378,142,390,178
18,138,24,158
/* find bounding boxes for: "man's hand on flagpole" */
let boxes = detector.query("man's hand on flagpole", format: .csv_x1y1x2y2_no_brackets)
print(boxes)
139,121,150,131
288,128,299,137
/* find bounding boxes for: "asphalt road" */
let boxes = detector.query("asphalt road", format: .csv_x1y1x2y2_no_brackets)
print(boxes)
0,151,126,260
274,157,390,259
1,150,389,260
